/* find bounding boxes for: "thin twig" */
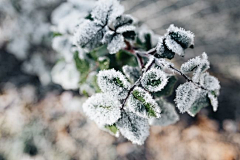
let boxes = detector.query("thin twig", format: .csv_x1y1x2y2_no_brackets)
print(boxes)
169,65,208,91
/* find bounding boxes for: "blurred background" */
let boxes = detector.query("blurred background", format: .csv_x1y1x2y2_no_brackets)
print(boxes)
0,0,240,159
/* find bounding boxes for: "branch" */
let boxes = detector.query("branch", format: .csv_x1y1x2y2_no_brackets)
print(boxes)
169,65,208,91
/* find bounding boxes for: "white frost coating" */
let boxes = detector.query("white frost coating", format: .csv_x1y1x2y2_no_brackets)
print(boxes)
208,93,218,112
122,65,140,83
141,68,168,92
116,25,136,34
74,20,104,49
175,82,198,113
116,112,150,145
97,69,131,99
200,72,220,93
51,61,80,90
167,24,194,49
107,34,126,54
149,100,179,126
180,52,210,82
165,35,184,56
91,0,124,26
127,87,161,119
83,93,121,126
156,37,165,55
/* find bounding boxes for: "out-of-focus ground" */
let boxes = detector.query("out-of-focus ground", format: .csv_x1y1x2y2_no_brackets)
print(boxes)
0,0,240,160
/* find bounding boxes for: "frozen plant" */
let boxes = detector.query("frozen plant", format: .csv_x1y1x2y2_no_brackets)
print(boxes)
51,0,221,145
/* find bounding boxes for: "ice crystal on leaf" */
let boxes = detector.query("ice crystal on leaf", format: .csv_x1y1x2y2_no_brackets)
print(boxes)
122,65,141,83
175,82,198,113
97,69,131,99
156,37,175,60
102,23,135,54
127,87,161,119
167,24,194,49
91,0,124,26
141,68,168,92
200,72,220,93
149,99,179,126
165,35,184,56
82,93,121,126
116,111,150,145
74,20,105,50
180,52,210,82
102,31,126,54
187,90,209,117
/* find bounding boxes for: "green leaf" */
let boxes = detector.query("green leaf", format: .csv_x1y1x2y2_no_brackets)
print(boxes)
105,124,118,135
74,51,90,84
187,91,210,117
153,76,177,97
115,50,137,67
127,87,161,119
52,32,62,37
89,45,108,60
98,56,110,70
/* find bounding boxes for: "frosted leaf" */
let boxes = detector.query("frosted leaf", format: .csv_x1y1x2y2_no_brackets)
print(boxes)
51,61,80,90
111,15,134,30
103,32,126,54
91,0,124,26
165,35,184,56
82,93,121,126
122,65,141,83
155,37,175,59
175,82,198,113
167,24,194,49
180,52,210,82
74,20,105,49
187,90,209,117
116,25,136,40
97,69,131,99
127,87,161,119
180,56,201,73
116,111,150,145
141,68,168,92
208,93,218,112
200,72,220,93
149,99,179,126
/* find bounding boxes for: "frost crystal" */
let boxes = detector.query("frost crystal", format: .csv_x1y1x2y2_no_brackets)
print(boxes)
149,99,179,126
82,93,121,126
102,31,126,54
187,90,209,117
127,87,161,119
91,0,124,26
141,68,168,92
156,37,175,60
122,65,141,83
180,52,210,82
165,35,184,56
175,82,198,113
97,69,131,99
74,20,105,49
200,72,220,93
111,15,134,30
167,24,194,49
116,111,150,145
